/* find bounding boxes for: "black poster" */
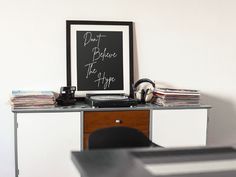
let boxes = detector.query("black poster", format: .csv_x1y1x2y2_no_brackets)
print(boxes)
76,31,123,91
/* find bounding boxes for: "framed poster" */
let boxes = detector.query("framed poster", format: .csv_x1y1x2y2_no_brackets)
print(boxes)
66,20,133,97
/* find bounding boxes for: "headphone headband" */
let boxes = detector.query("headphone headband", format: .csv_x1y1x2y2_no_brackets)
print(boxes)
134,78,155,89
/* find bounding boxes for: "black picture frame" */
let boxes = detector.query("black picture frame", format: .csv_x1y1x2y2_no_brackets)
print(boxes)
66,20,133,97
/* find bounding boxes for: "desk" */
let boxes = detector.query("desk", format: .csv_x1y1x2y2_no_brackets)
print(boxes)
71,147,236,177
13,104,210,177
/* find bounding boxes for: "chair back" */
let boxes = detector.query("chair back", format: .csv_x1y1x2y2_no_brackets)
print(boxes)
88,126,154,149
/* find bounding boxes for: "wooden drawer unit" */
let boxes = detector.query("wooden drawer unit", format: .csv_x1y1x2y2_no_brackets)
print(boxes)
83,110,150,149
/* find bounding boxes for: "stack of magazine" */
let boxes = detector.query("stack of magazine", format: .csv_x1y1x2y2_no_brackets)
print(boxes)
152,88,200,107
11,90,58,109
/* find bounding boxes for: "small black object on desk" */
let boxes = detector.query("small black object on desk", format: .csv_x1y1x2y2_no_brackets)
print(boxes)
71,146,236,177
56,86,77,106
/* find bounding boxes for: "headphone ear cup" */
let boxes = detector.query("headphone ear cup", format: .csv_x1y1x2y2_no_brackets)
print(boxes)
141,89,145,103
144,89,149,102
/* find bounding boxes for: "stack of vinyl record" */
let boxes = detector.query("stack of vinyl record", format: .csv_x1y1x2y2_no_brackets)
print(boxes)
152,88,200,107
11,90,58,109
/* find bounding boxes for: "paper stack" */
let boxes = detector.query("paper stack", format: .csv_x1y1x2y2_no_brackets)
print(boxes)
11,90,58,109
152,88,200,107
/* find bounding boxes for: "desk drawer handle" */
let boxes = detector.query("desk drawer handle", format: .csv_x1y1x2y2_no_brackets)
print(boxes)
115,119,122,124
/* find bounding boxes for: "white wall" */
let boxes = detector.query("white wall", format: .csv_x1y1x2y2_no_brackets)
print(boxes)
1,0,236,176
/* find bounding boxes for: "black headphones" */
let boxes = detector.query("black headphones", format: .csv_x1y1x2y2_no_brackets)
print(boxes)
133,78,155,103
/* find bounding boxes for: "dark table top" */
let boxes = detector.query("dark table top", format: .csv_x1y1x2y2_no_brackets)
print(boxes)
71,146,236,177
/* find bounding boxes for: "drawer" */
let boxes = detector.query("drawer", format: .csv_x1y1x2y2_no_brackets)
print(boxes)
83,110,150,133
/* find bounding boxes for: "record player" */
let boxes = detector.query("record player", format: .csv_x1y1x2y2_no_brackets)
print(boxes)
85,94,138,108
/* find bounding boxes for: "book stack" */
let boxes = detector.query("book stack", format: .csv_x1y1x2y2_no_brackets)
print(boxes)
11,90,58,109
152,88,200,107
